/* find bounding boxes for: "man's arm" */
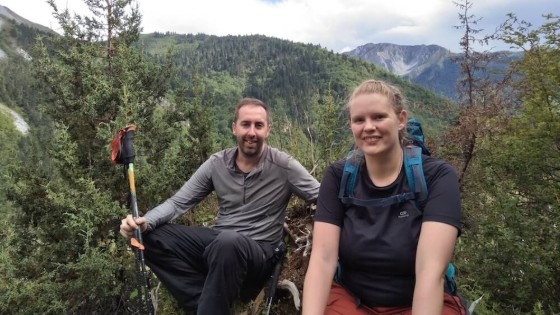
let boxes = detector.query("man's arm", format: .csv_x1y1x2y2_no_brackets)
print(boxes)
143,157,215,230
287,158,320,203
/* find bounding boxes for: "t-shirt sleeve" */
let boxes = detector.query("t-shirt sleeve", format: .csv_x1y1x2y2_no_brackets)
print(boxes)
422,159,462,234
314,161,345,227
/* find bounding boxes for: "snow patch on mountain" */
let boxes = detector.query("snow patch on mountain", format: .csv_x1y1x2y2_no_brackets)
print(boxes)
344,43,450,77
376,50,419,76
1,104,29,135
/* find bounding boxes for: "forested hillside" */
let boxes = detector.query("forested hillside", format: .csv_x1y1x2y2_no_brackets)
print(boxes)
0,1,558,315
136,32,456,144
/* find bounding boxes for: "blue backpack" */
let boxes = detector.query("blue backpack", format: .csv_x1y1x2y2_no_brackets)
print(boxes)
338,117,459,296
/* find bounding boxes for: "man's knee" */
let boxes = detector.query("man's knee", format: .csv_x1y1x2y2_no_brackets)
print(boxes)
204,230,256,264
209,230,246,252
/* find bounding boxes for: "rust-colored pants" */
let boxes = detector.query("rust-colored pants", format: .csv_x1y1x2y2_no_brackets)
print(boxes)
325,282,466,315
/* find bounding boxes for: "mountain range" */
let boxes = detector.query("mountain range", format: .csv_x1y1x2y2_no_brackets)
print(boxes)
344,42,522,100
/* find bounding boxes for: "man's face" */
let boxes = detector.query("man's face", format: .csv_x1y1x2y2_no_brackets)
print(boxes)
232,104,271,158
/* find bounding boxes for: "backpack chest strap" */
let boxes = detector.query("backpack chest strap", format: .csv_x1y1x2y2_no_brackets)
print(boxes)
340,192,416,207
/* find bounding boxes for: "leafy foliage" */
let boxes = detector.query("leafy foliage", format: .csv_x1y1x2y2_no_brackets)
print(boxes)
447,11,560,315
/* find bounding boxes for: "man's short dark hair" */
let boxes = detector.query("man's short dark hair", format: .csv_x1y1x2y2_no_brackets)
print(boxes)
233,98,271,125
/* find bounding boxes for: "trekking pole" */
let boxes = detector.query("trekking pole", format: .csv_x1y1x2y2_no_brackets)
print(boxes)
111,125,155,315
265,238,286,315
265,257,283,315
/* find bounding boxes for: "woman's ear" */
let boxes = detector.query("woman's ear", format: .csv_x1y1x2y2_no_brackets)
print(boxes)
399,110,408,129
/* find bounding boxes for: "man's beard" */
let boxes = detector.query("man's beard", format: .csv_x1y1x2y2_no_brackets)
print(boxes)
238,137,263,158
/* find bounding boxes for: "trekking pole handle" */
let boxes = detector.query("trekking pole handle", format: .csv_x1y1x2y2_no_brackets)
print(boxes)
121,126,136,165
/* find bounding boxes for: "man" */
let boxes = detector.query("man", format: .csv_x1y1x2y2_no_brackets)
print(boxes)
120,97,320,314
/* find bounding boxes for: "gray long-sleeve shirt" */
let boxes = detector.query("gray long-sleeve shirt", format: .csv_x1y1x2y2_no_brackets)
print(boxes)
144,145,320,244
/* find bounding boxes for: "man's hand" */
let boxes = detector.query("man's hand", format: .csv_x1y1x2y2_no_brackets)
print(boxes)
119,214,148,239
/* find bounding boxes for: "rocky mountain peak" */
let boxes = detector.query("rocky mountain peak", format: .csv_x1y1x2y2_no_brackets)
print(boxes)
346,43,450,76
0,5,54,33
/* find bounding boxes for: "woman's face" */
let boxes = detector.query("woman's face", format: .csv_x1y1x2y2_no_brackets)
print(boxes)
349,93,407,156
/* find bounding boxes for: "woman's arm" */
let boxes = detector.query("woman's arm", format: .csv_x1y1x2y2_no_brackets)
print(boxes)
302,222,341,315
412,221,458,315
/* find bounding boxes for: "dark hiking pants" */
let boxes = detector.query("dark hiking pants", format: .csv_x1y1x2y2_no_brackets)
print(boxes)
142,224,279,315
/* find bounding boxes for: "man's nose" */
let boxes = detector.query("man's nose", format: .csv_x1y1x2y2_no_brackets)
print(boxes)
247,125,257,135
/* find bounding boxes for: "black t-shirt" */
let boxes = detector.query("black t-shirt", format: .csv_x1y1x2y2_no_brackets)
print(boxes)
314,155,461,307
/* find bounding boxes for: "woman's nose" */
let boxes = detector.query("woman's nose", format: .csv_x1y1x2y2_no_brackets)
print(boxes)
364,119,376,131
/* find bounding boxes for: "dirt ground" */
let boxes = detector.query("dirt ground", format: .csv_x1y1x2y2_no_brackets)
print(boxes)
253,202,316,315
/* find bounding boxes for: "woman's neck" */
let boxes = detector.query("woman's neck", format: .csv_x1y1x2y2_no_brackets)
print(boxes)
364,147,403,187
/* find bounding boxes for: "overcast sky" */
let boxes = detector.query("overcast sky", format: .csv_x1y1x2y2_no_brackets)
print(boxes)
1,0,557,53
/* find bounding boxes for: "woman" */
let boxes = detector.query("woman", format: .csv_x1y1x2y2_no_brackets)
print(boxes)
302,80,465,315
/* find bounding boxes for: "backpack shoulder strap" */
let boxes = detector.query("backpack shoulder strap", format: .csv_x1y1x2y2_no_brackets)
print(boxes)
338,147,362,202
403,144,428,206
444,263,458,295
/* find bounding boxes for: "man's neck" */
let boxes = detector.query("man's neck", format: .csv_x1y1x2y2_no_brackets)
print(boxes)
235,146,265,173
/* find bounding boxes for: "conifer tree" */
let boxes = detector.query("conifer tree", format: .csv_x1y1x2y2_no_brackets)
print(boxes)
5,1,201,313
310,85,348,179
